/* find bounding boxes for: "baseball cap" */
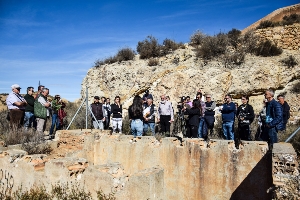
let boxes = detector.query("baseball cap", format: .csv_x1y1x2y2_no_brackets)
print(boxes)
11,84,21,89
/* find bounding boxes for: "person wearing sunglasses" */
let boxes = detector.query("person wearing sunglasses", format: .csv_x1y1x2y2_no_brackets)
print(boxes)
220,94,236,140
24,87,35,130
6,84,27,130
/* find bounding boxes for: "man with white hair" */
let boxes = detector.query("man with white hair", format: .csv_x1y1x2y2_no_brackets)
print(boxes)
263,89,283,149
157,94,174,136
6,84,27,130
34,88,51,135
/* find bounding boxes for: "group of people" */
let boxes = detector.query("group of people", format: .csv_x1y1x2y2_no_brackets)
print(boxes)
90,96,122,133
128,91,174,138
8,82,289,148
219,90,290,148
127,89,290,148
6,84,66,139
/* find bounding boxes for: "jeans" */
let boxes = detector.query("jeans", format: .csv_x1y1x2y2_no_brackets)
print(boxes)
143,122,155,135
131,119,143,137
49,113,60,135
198,118,204,138
24,112,35,128
222,121,234,140
112,118,122,133
93,120,104,130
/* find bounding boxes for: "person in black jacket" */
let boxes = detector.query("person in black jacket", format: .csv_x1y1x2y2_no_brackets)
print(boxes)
143,97,156,135
277,94,290,131
111,96,122,134
24,86,35,130
183,99,202,138
204,94,216,136
90,96,106,130
236,95,255,141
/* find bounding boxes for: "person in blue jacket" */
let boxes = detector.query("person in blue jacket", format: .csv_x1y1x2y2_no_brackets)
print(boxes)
263,89,283,149
220,94,236,140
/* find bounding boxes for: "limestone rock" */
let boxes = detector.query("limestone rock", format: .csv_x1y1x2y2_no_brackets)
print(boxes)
81,43,300,122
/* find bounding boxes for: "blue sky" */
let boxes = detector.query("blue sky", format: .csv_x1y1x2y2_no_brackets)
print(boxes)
0,0,298,101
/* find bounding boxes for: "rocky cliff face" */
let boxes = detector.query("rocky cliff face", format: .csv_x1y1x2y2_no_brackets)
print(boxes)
81,26,300,122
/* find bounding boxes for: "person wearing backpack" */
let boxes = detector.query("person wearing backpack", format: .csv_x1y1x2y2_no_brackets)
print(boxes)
236,95,255,141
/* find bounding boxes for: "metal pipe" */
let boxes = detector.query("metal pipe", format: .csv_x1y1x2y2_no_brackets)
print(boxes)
66,98,86,130
285,126,300,143
86,86,88,129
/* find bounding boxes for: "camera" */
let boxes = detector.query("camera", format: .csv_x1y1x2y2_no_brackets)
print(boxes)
238,112,250,124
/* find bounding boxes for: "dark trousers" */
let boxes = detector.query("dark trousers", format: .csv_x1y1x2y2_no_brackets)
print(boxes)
160,115,171,133
105,114,110,129
189,125,198,138
9,109,25,130
204,115,215,135
238,124,251,141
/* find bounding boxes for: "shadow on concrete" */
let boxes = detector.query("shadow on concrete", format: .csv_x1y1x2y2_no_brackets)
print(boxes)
230,152,273,200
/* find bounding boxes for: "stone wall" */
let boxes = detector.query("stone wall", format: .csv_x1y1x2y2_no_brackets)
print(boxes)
255,24,300,50
0,130,275,199
271,143,300,199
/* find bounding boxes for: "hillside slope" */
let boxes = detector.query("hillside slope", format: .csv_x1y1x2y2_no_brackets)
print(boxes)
81,44,300,122
242,3,300,33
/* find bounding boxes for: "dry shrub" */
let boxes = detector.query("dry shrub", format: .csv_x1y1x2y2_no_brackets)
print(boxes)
148,58,159,66
223,50,245,67
0,183,116,200
255,40,282,57
136,36,161,59
190,30,206,47
256,20,278,29
160,38,180,56
282,13,300,25
21,130,52,155
116,47,135,61
242,30,259,54
1,128,52,155
196,33,229,60
291,82,300,94
64,102,92,130
227,28,241,49
280,55,298,68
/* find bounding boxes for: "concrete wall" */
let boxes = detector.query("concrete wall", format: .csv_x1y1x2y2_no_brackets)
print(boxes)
93,135,273,199
0,130,277,199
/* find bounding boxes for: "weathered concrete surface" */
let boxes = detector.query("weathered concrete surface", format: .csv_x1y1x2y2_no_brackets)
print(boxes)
93,134,272,199
5,130,300,199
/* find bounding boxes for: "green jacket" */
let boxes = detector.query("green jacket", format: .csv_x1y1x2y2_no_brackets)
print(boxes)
51,99,62,114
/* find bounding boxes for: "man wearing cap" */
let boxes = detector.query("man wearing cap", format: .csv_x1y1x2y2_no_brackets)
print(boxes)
6,84,27,130
142,90,153,102
90,96,106,130
24,87,36,130
143,97,156,135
